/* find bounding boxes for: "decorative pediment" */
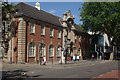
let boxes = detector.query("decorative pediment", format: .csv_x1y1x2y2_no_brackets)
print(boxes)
63,10,75,30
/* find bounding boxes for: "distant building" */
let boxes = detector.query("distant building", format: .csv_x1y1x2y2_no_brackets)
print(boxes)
2,2,90,63
88,31,112,59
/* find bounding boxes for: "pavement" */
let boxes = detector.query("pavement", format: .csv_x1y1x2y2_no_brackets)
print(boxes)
93,70,120,80
2,60,112,70
1,60,119,79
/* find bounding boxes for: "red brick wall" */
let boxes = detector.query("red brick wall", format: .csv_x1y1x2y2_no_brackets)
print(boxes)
13,17,90,63
26,20,62,62
75,35,83,59
13,19,19,63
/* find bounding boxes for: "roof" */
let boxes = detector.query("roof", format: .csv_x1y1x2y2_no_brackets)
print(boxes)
74,24,90,37
74,24,84,33
14,2,62,27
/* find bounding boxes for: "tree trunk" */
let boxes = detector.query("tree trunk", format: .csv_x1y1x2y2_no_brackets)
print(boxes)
108,36,114,60
110,51,114,60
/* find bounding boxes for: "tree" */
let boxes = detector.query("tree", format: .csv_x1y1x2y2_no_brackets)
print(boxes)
2,1,16,37
79,2,120,60
79,2,120,46
1,1,16,58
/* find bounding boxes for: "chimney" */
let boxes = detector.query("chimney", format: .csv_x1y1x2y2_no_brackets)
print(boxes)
35,2,40,10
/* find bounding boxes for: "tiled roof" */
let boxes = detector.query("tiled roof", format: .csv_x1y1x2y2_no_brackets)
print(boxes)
14,2,62,27
74,24,85,33
74,24,90,37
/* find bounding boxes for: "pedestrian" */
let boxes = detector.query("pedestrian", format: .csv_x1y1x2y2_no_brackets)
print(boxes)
100,55,102,60
92,54,94,61
43,56,46,65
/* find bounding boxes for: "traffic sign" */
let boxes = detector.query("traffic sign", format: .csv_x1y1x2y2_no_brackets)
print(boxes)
64,45,66,47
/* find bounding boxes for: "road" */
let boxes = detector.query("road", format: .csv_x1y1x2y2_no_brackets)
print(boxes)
2,60,119,79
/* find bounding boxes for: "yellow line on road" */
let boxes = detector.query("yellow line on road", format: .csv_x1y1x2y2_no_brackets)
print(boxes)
1,70,8,71
9,76,20,78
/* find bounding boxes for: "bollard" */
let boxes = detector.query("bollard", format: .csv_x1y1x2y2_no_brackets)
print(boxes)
40,58,42,65
52,59,53,64
37,59,39,64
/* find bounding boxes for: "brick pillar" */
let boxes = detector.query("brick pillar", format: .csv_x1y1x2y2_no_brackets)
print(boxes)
18,18,26,63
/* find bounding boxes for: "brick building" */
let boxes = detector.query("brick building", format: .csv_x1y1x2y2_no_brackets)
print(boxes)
2,2,90,63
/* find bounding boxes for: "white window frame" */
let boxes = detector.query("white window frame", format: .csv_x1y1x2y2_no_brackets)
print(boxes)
57,46,61,57
49,45,54,57
39,43,45,57
40,25,45,35
79,36,81,42
50,28,54,37
28,42,36,57
58,30,61,39
30,22,35,34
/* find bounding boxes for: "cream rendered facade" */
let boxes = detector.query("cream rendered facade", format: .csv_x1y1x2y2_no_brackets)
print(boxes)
62,10,82,57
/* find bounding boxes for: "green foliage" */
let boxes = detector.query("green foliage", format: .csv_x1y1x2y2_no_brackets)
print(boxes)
80,2,120,46
2,2,16,20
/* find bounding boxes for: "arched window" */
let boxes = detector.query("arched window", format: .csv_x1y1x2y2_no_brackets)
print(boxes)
57,45,61,57
49,44,54,57
39,43,45,57
28,42,36,57
78,47,81,56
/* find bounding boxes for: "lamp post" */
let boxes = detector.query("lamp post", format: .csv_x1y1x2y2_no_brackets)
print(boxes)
95,44,99,60
64,35,67,64
61,47,64,64
10,39,12,64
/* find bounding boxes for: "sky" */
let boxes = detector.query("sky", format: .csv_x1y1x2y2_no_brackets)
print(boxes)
10,2,84,25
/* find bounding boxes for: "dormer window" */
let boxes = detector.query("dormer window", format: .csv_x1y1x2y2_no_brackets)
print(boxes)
30,22,35,34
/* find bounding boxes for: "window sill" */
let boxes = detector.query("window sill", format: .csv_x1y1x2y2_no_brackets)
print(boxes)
50,36,54,38
28,56,35,58
30,33,35,35
57,56,61,57
41,34,45,36
79,41,81,43
49,56,54,58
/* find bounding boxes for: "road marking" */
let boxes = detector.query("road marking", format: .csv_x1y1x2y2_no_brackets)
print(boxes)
8,76,20,78
2,70,8,71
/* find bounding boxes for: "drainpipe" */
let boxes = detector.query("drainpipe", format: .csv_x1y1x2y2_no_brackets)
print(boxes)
61,30,63,64
10,38,12,64
25,20,28,63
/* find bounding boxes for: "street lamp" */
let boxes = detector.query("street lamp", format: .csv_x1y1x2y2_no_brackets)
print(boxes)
95,44,99,60
61,47,64,64
64,35,67,64
10,39,12,64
